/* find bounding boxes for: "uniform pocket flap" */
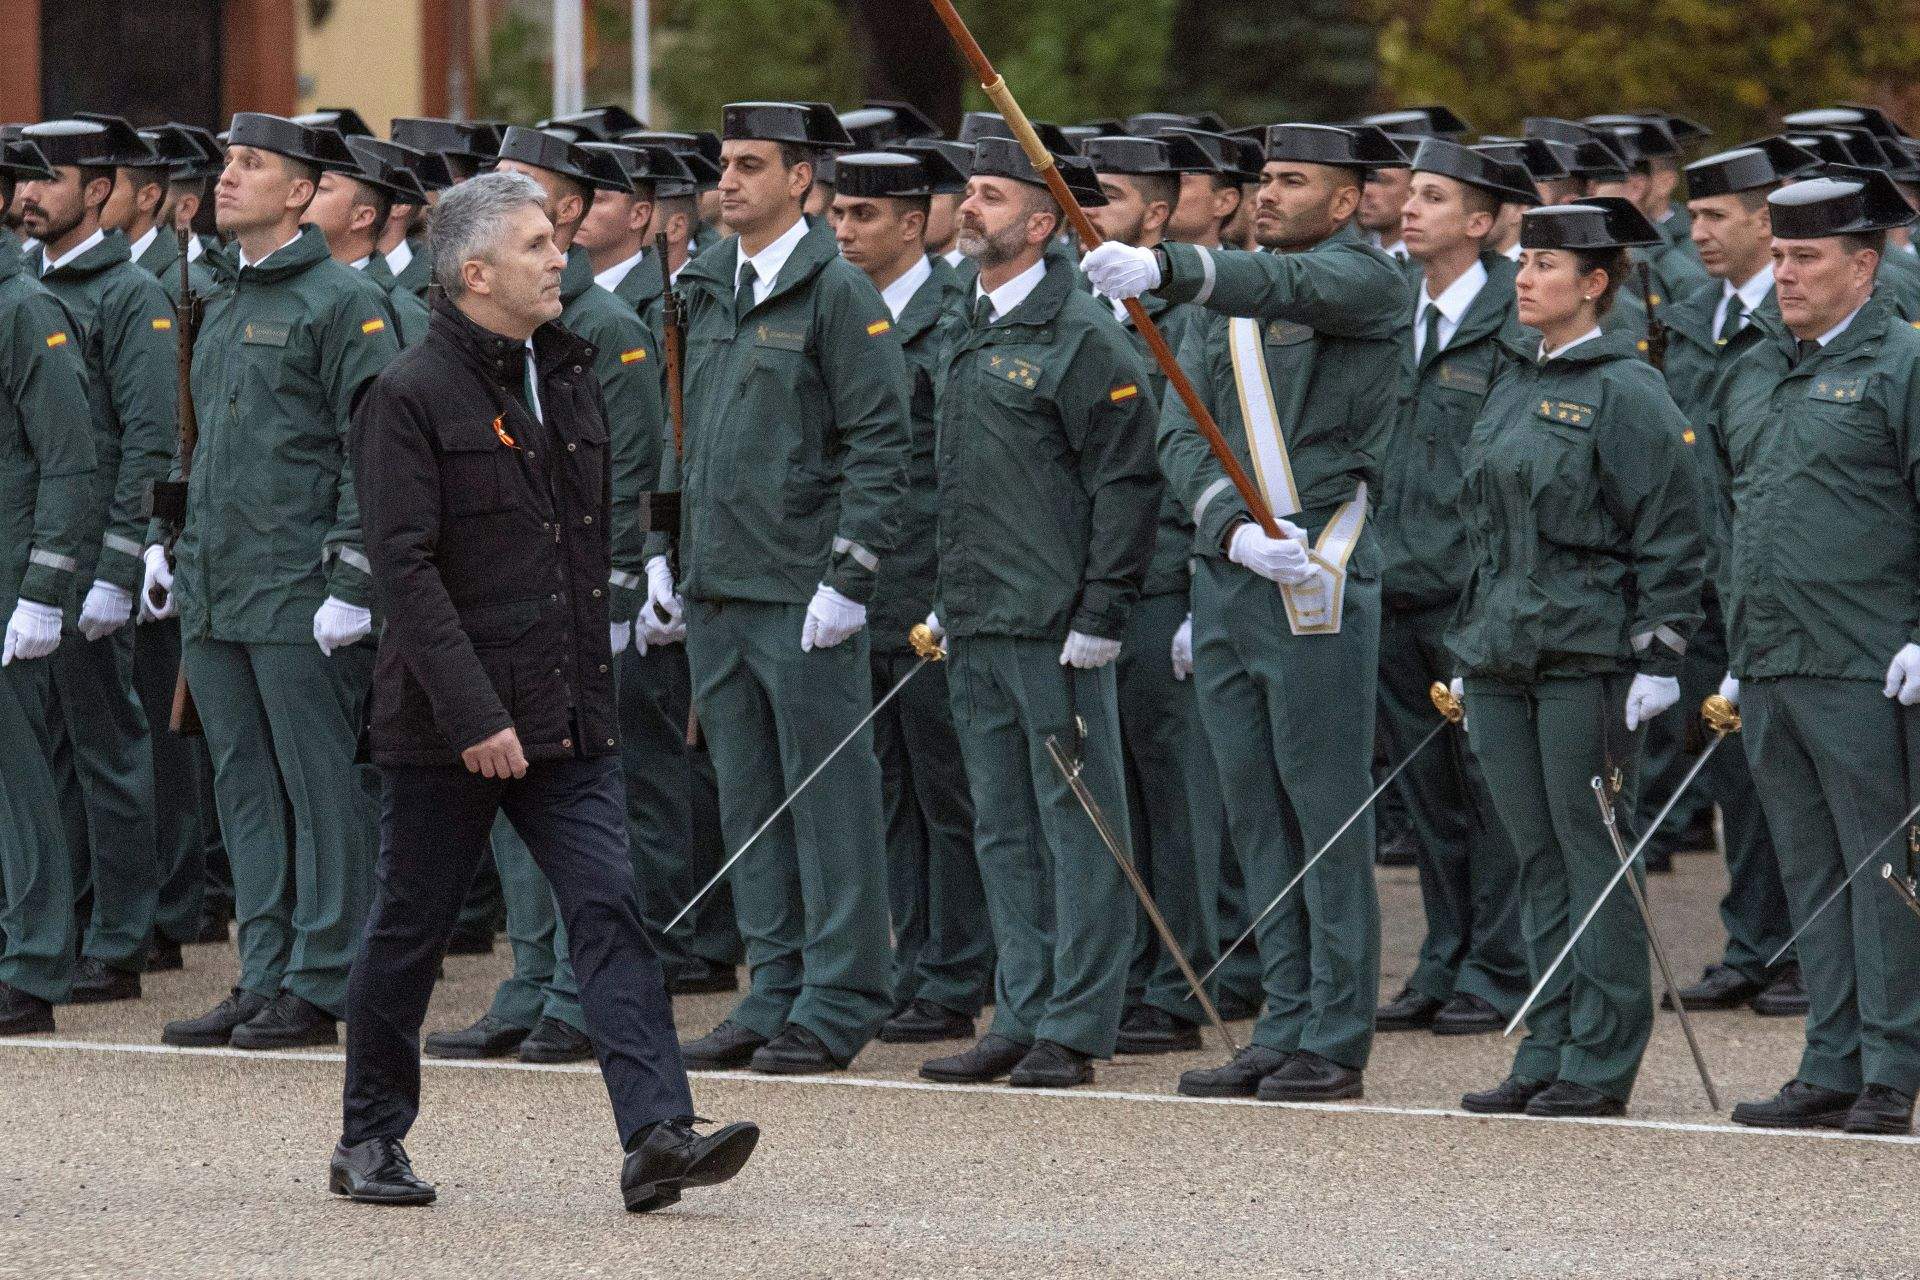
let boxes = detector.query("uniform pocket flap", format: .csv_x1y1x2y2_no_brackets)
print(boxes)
458,598,542,647
433,415,515,453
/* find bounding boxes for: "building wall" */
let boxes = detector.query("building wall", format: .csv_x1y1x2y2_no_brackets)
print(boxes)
295,0,427,134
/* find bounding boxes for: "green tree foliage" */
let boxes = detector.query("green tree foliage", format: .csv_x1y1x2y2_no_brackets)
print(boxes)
1364,0,1920,141
653,0,866,129
1167,0,1379,126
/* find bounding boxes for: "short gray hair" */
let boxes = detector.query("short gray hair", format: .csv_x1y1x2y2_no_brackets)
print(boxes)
430,171,550,300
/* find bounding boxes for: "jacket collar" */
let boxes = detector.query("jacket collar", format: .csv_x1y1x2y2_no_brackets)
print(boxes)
233,223,332,283
680,217,842,318
1524,325,1644,369
559,244,598,306
968,251,1080,338
1764,293,1893,370
428,289,595,382
0,230,24,285
40,227,130,280
616,249,667,310
896,253,960,345
1412,251,1514,372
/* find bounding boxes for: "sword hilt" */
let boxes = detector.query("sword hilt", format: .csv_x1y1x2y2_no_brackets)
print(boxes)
1701,694,1741,737
908,623,946,663
1429,680,1464,725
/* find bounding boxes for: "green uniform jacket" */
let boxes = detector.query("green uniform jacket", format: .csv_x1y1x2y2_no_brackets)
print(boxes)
558,245,663,623
611,249,668,333
134,228,217,309
38,230,178,596
199,237,237,289
1152,224,1405,558
171,224,399,642
362,255,431,348
1117,289,1205,597
1875,248,1920,322
1708,295,1920,681
1379,252,1522,611
675,218,909,606
934,254,1161,641
390,240,432,299
0,233,96,613
869,256,962,653
1638,207,1708,311
1447,329,1704,682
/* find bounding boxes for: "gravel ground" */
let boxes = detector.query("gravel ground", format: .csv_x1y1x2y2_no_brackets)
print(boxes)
4,851,1911,1278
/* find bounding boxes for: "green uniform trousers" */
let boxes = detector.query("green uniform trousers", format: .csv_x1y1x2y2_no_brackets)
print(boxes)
686,599,893,1064
183,637,376,1016
1214,853,1267,1015
1633,689,1714,857
47,626,156,970
1190,557,1381,1069
1378,603,1527,1012
947,634,1133,1058
1742,678,1920,1096
873,649,992,1016
132,616,225,946
0,660,76,1002
1466,675,1651,1100
1118,590,1226,1023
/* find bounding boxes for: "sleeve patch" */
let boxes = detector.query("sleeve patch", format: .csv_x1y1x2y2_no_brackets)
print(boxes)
1682,427,1696,445
151,317,173,331
361,318,387,335
866,319,892,337
45,332,68,348
619,348,648,364
1109,383,1140,403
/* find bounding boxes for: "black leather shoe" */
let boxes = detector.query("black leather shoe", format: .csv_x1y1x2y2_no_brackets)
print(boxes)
667,959,740,995
0,982,53,1036
329,1137,436,1205
443,922,495,957
425,1014,530,1060
1750,964,1809,1017
162,987,268,1047
1461,1074,1551,1114
1662,963,1762,1011
1375,827,1419,867
1213,990,1262,1021
1256,1050,1362,1101
229,991,336,1050
144,937,184,973
620,1117,761,1213
1178,1045,1289,1098
1524,1080,1625,1117
1845,1084,1915,1135
518,1016,595,1064
1731,1079,1856,1130
920,1033,1030,1083
68,956,141,1004
680,1019,767,1069
1375,987,1443,1031
879,998,976,1044
1115,1005,1202,1055
1009,1039,1093,1088
1432,992,1503,1035
749,1024,843,1075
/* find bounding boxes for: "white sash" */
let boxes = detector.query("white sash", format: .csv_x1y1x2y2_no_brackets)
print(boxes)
1226,317,1369,635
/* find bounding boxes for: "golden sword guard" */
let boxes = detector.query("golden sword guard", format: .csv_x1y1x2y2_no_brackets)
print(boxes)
1429,680,1464,725
1701,694,1741,737
908,623,946,663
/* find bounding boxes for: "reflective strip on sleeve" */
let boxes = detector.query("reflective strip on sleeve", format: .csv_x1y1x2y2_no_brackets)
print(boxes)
1192,476,1232,531
103,533,145,558
1192,247,1218,308
1633,626,1688,657
833,536,879,572
324,545,372,574
609,569,643,591
29,548,78,573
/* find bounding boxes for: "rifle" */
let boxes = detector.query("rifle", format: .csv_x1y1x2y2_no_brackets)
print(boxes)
647,230,699,750
148,224,202,735
1638,259,1669,373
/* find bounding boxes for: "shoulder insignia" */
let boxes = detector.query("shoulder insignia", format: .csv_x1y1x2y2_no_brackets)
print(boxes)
619,347,647,364
361,318,386,335
866,319,892,337
1809,375,1867,403
1110,383,1140,403
45,332,68,348
1534,399,1595,427
151,317,173,331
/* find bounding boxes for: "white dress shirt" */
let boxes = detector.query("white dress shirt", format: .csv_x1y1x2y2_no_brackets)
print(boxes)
878,255,932,321
238,231,303,271
973,257,1047,324
1413,259,1488,361
736,215,808,306
594,248,646,294
42,228,105,274
1816,301,1869,348
943,247,965,269
1710,265,1774,341
129,225,160,264
386,239,413,278
1540,326,1603,362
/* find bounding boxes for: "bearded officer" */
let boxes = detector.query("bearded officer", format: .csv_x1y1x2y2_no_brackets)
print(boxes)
1083,123,1407,1101
146,113,400,1050
1713,169,1920,1136
18,116,175,1005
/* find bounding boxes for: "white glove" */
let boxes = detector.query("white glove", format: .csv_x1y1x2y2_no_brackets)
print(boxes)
2,599,63,665
801,582,866,652
312,596,373,656
141,545,175,621
611,620,633,656
1081,241,1162,300
1886,643,1920,705
1060,630,1122,669
1625,672,1681,731
77,580,133,642
1718,673,1739,706
1171,613,1194,681
1228,520,1313,586
1449,676,1467,729
925,611,945,643
643,554,686,645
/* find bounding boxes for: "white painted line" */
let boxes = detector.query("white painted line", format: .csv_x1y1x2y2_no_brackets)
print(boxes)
5,1036,1917,1147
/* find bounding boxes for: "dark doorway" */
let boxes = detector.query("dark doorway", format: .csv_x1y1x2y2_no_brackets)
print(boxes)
41,0,224,128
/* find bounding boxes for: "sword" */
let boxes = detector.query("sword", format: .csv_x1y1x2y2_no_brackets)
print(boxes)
1881,863,1920,923
1766,799,1920,968
1593,776,1721,1110
1506,695,1741,1036
1192,680,1464,993
663,624,944,934
1044,733,1241,1057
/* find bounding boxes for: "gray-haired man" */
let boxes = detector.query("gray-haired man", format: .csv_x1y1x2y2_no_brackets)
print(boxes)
336,172,758,1212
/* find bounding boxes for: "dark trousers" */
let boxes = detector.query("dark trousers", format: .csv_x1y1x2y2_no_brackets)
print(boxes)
342,755,693,1149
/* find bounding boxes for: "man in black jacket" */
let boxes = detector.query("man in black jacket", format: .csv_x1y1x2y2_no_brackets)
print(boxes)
334,171,757,1212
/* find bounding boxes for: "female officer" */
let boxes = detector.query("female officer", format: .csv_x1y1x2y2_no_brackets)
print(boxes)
1446,198,1705,1118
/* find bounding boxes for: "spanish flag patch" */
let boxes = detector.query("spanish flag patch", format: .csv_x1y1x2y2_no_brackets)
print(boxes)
1110,384,1140,403
866,319,892,337
45,332,68,348
152,317,173,331
620,348,647,364
361,318,386,335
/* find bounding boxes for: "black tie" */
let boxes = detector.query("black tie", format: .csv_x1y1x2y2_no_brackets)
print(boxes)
1717,296,1746,345
735,264,757,318
974,293,995,329
1420,304,1443,361
1795,338,1819,367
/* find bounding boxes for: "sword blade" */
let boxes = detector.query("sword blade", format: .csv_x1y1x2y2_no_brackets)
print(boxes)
663,652,931,935
1194,714,1450,994
1594,778,1720,1111
1045,735,1240,1056
1767,797,1920,968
